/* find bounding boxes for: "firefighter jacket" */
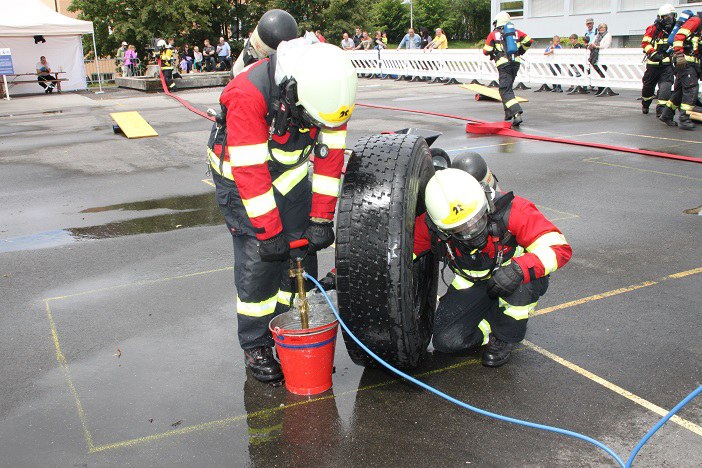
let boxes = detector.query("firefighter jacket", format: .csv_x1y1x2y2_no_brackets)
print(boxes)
641,23,672,65
673,14,701,63
210,59,346,241
413,194,572,290
160,48,175,69
482,29,533,67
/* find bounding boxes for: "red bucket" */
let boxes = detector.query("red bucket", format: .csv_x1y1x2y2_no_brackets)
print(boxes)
270,310,338,395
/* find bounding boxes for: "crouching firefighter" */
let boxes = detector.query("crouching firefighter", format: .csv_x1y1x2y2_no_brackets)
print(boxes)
208,40,357,382
414,169,572,367
483,11,533,127
660,9,701,130
641,4,676,116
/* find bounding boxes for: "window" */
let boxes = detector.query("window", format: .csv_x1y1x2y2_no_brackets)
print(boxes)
620,0,658,10
531,0,564,17
572,0,609,15
499,0,523,18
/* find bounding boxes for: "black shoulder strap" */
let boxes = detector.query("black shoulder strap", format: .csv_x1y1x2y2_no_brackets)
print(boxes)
489,191,515,241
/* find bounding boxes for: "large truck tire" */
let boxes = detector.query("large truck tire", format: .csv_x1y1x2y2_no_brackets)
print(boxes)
335,133,439,368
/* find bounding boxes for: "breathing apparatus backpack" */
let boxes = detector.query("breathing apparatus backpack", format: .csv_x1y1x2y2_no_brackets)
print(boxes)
502,22,519,59
668,10,695,47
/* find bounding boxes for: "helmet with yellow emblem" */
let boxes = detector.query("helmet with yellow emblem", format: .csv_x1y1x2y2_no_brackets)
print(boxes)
425,168,489,245
287,42,357,128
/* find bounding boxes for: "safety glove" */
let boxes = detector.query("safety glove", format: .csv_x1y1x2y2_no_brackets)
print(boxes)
258,233,290,262
674,52,688,70
302,218,335,253
486,262,524,299
648,51,661,62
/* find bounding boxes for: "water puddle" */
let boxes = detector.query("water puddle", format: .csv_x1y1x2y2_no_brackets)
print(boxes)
1,193,222,253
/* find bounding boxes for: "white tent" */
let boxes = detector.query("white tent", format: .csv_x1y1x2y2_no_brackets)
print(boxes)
0,0,101,96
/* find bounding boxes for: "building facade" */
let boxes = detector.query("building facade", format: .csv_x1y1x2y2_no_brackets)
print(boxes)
490,0,702,46
40,0,77,18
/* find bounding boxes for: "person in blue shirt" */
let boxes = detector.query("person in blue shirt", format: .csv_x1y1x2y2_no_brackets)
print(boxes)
584,18,597,44
544,35,563,92
397,28,422,49
216,36,232,71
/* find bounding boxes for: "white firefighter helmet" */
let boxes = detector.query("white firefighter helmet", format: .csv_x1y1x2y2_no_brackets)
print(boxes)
658,4,676,17
284,42,357,128
493,11,511,28
157,39,167,48
425,169,488,240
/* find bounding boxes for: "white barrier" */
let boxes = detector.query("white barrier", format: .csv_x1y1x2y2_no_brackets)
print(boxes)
346,48,647,90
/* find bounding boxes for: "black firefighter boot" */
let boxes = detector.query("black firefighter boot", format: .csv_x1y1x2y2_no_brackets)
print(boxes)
482,336,516,367
641,101,650,114
659,106,677,127
678,113,696,131
655,104,665,118
511,112,523,127
244,346,283,382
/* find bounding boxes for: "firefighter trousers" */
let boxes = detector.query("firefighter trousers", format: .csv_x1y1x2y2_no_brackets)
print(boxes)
162,68,176,90
432,276,549,353
212,170,318,350
667,64,700,114
641,64,674,109
498,61,522,119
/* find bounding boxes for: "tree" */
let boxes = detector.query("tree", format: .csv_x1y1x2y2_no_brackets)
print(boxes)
447,0,491,42
370,0,410,43
320,0,363,43
414,0,456,36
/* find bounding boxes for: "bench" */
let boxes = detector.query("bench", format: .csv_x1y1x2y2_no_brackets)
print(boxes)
1,77,68,97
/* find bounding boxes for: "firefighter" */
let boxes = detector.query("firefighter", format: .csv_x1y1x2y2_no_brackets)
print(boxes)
209,40,357,382
414,169,572,367
483,12,533,127
660,11,701,130
158,39,177,91
641,4,676,117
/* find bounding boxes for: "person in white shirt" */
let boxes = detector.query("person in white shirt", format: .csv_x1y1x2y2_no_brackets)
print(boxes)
341,32,355,50
36,56,57,94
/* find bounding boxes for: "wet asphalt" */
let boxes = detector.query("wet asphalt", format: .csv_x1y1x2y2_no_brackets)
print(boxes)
0,80,700,467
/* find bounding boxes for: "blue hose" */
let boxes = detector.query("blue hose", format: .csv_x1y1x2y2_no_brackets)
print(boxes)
305,273,701,467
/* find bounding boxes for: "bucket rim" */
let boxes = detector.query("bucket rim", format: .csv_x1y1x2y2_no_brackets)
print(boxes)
269,320,338,337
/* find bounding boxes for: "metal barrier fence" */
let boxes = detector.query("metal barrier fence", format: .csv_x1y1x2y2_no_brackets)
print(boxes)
346,48,646,90
84,58,147,84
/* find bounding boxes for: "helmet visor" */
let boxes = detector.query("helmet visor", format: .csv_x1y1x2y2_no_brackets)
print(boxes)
442,209,488,241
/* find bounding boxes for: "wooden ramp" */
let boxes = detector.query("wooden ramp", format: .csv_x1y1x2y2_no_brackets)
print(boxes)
110,111,158,138
460,83,529,103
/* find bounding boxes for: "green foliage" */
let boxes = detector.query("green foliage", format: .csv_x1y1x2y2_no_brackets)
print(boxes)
70,0,490,59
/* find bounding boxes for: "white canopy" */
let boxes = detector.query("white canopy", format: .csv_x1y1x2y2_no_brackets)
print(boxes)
0,0,93,36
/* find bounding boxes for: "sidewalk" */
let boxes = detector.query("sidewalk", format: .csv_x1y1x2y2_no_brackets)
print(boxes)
0,91,109,117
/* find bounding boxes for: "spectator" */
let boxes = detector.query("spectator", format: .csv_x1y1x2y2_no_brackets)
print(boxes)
203,39,216,72
398,28,421,49
353,27,362,48
382,31,388,46
420,28,432,49
584,18,597,44
589,23,614,96
425,28,448,51
355,31,373,50
193,46,203,72
341,32,355,50
116,41,128,77
315,30,326,43
217,36,232,70
36,56,57,93
569,34,584,49
124,44,138,77
544,35,563,92
181,44,194,73
374,31,387,50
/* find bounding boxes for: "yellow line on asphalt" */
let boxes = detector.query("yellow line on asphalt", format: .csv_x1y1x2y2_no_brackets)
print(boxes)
523,341,702,437
583,157,702,181
605,131,702,145
90,356,486,453
533,267,702,317
532,281,658,317
201,178,215,187
45,300,96,451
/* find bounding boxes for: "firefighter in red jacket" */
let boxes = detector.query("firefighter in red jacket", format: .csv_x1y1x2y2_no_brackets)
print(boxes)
641,4,676,116
483,11,533,127
209,41,357,382
414,169,572,367
660,11,701,130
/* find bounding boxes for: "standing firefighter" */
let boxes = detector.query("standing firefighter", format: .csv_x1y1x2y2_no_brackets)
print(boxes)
209,40,357,382
414,169,572,367
157,39,177,91
483,12,533,127
660,10,701,130
641,4,676,117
